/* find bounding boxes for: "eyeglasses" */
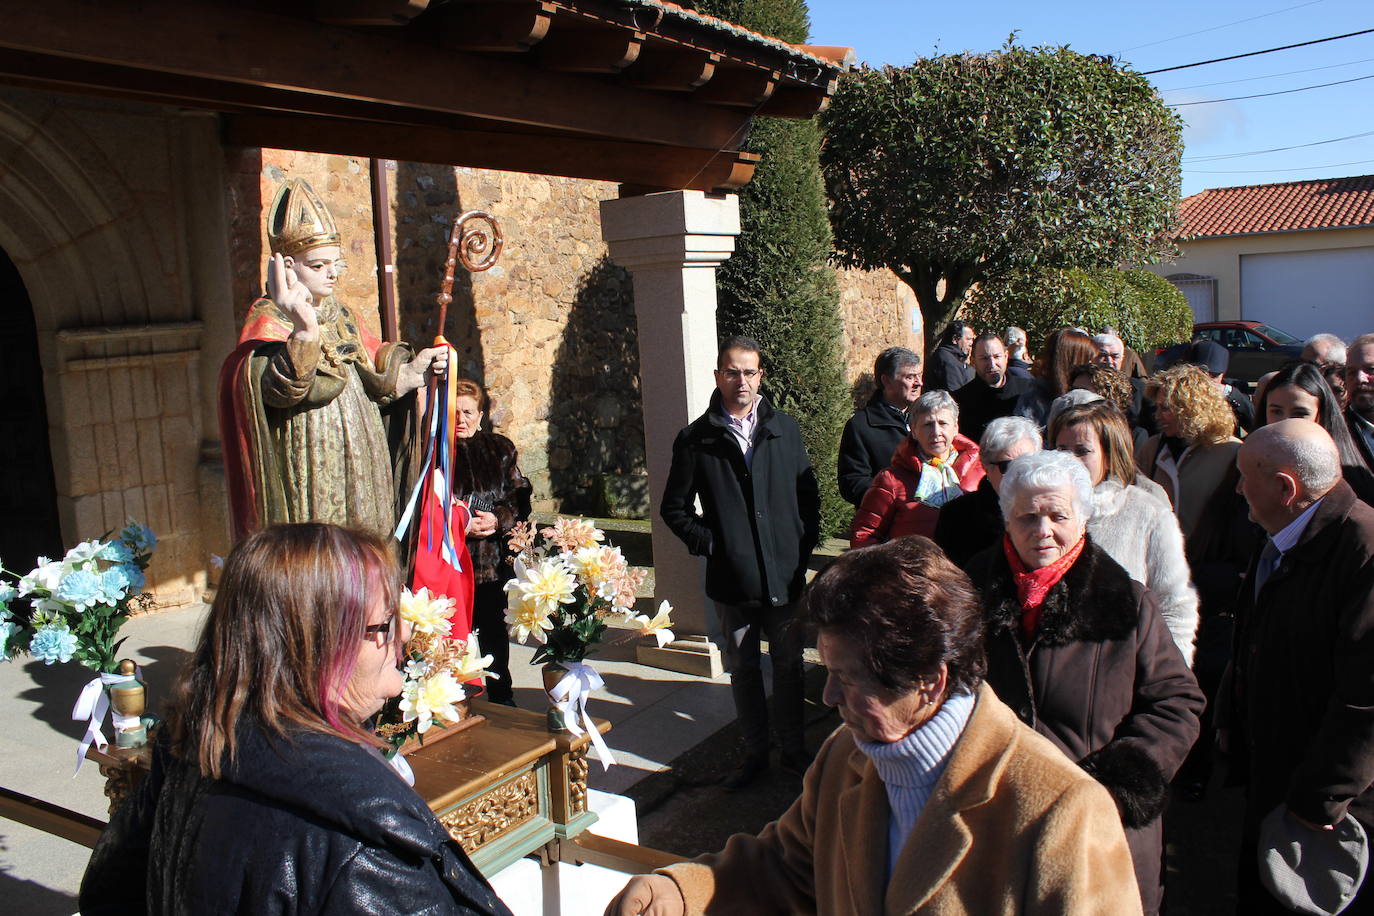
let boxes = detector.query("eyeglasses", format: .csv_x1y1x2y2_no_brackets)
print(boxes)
363,618,396,641
989,459,1014,473
718,368,760,380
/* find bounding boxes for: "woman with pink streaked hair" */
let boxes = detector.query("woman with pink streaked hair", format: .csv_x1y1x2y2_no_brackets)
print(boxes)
80,523,513,916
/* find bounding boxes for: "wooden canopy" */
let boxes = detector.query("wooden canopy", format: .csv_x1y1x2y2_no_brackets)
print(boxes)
0,0,850,192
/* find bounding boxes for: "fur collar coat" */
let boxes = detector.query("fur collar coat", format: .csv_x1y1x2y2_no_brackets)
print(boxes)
969,537,1204,915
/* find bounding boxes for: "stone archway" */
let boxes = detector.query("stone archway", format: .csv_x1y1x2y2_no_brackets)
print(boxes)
0,88,233,605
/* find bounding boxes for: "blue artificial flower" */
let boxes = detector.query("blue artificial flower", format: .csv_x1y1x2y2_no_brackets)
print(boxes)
118,563,146,592
0,620,20,662
120,522,157,555
56,570,102,609
0,583,15,610
30,626,78,665
99,567,131,603
99,540,134,564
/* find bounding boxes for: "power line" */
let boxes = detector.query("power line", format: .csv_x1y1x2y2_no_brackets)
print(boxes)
1159,55,1374,92
1185,157,1374,174
1184,129,1374,162
1168,71,1374,106
1122,0,1326,53
1141,27,1374,75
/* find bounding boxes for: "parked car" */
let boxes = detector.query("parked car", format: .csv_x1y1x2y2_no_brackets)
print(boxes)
1154,321,1305,389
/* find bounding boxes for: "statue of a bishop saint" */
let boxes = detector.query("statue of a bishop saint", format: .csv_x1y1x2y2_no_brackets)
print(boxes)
219,179,450,542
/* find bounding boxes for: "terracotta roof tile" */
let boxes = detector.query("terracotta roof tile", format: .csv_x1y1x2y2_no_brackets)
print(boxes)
1177,174,1374,239
619,0,839,68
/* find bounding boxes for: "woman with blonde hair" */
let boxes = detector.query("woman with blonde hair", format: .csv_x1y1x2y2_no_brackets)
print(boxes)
1137,364,1241,539
80,524,513,916
1049,401,1198,663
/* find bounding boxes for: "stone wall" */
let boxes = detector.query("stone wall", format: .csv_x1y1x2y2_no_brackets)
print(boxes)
835,266,922,407
0,88,234,607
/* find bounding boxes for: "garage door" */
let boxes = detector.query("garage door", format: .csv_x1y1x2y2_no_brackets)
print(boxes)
1241,246,1374,343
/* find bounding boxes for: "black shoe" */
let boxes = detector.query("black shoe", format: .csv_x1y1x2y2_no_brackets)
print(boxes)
722,754,769,792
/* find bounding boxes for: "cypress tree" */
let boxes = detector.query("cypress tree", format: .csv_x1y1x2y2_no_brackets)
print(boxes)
697,0,851,537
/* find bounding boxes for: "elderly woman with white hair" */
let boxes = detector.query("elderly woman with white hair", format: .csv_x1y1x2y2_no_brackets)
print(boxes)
852,389,984,547
967,450,1204,916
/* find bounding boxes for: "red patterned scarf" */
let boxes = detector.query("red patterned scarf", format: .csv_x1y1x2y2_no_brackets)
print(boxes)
1002,534,1086,642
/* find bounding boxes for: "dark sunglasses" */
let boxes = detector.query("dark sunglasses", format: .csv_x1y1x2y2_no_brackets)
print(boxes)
989,459,1014,473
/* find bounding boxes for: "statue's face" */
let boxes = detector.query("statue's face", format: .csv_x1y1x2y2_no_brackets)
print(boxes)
287,245,343,301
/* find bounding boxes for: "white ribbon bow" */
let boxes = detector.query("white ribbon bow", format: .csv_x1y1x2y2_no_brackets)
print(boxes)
548,662,616,770
71,669,142,776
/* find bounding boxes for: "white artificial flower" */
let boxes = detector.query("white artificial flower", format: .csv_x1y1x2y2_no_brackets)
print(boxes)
399,670,467,733
451,635,496,683
399,587,455,637
404,658,433,680
18,558,62,597
630,600,676,648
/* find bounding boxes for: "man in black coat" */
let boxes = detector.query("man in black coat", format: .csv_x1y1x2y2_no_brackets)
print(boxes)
1225,420,1374,914
660,336,820,789
925,321,975,393
953,333,1030,444
1346,334,1374,470
836,346,921,505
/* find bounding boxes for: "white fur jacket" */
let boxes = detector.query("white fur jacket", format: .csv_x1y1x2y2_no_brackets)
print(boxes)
1088,480,1200,665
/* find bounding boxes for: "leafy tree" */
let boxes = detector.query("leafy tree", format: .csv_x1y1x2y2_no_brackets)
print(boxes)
698,0,852,536
967,266,1193,356
820,41,1183,353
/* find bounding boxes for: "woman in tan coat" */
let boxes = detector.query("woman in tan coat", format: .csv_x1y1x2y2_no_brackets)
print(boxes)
605,537,1141,916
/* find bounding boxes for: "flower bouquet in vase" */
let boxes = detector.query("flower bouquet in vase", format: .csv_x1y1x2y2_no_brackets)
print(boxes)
374,587,496,782
0,521,158,772
503,517,675,769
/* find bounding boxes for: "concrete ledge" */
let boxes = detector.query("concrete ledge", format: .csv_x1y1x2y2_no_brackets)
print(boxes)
636,634,723,678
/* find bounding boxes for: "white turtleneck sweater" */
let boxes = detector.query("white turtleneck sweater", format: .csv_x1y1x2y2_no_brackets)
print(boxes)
853,690,976,877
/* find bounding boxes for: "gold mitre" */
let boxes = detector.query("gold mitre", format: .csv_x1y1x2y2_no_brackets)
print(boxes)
267,179,341,257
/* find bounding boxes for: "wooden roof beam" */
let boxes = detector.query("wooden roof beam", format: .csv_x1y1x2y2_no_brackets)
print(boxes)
693,66,776,108
313,0,431,25
537,26,643,73
623,47,717,92
438,1,555,53
0,0,751,149
224,112,759,192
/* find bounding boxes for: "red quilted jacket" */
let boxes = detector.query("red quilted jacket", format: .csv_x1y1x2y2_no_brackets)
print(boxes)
851,435,985,547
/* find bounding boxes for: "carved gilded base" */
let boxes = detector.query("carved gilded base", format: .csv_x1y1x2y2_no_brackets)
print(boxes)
438,770,541,852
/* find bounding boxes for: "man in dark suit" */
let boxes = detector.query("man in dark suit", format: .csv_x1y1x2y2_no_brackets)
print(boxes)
1346,334,1374,470
836,346,921,506
952,333,1030,444
925,321,975,392
660,336,820,790
1226,420,1374,914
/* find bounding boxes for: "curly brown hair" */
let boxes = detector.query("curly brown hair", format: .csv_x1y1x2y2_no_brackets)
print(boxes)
1069,363,1134,416
1147,364,1235,447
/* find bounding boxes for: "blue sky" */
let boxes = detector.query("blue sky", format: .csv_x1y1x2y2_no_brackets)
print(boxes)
805,0,1374,197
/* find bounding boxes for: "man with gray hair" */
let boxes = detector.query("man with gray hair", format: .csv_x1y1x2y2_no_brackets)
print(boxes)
837,346,922,506
1225,419,1374,914
933,416,1041,569
1302,332,1347,368
1344,333,1374,470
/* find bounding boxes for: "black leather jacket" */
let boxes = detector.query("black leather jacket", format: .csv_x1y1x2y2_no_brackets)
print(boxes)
80,724,513,916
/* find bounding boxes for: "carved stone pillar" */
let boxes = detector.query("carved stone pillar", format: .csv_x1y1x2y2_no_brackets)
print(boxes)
600,190,738,676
